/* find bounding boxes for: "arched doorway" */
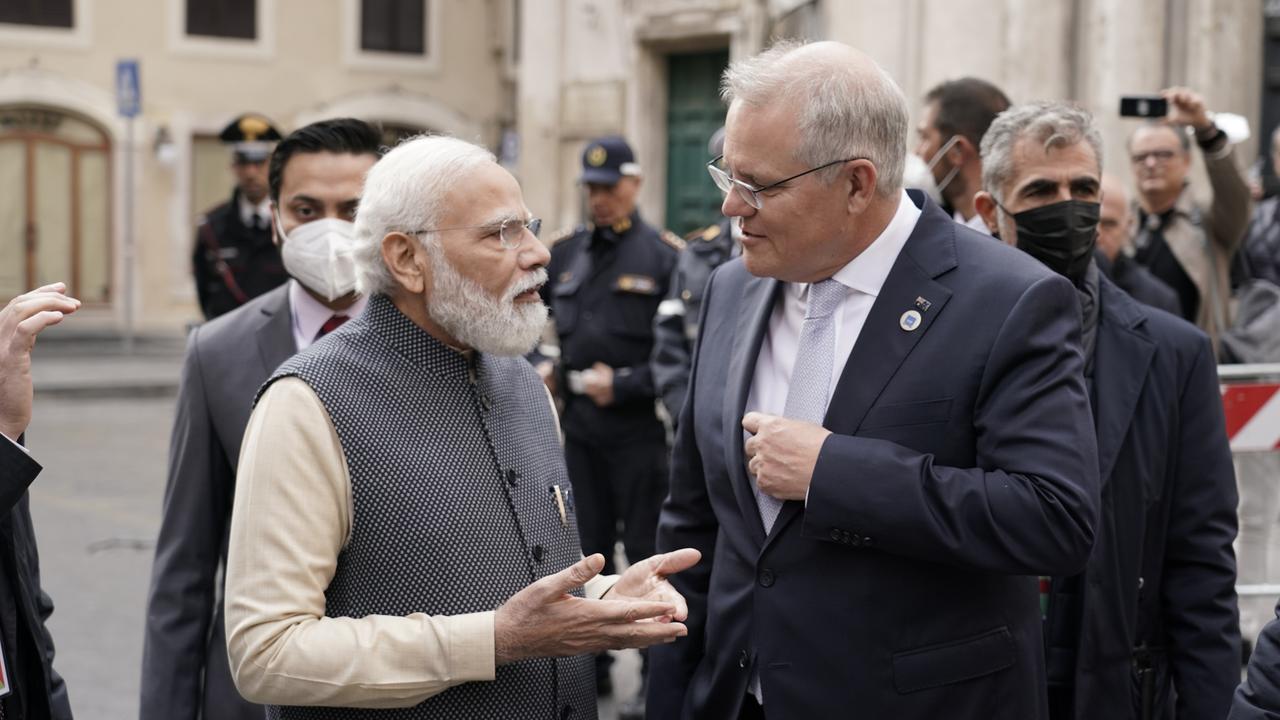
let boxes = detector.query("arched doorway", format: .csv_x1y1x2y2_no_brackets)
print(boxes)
0,105,112,304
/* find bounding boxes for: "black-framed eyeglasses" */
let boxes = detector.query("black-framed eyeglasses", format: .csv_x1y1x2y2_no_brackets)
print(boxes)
706,155,862,209
406,217,542,250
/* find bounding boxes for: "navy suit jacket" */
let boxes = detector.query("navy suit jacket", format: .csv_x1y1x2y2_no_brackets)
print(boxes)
649,192,1101,719
1051,277,1238,719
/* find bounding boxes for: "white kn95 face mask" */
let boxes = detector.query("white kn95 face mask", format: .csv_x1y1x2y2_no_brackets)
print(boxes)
276,214,359,302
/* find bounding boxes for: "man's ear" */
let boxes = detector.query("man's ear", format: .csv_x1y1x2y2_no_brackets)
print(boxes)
382,232,427,294
949,136,975,165
846,159,879,214
973,191,1003,239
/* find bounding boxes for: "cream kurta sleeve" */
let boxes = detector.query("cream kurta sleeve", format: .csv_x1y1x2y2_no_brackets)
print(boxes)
225,377,617,709
225,377,495,708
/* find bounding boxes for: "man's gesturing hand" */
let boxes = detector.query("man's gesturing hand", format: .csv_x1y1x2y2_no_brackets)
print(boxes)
493,553,688,666
0,283,80,442
743,411,831,502
606,548,701,622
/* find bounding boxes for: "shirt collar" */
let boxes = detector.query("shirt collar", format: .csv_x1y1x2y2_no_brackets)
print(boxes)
289,280,369,348
827,188,922,298
238,193,271,227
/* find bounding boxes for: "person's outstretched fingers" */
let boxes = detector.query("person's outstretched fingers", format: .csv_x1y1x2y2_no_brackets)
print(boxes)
652,548,702,579
532,553,605,601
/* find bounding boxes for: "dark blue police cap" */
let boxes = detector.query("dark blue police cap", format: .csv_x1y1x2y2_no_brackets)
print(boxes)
580,135,641,185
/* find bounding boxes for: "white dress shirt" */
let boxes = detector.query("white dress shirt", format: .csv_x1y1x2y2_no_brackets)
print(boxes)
745,190,922,423
288,280,369,352
238,193,272,230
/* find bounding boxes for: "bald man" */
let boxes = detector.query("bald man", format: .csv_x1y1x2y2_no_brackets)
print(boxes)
1096,175,1180,315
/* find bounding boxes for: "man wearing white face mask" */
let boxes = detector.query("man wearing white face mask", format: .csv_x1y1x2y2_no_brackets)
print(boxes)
141,118,383,720
915,77,1011,234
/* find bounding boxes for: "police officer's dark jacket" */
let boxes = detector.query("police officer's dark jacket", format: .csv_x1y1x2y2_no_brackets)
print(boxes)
192,187,288,320
541,211,682,443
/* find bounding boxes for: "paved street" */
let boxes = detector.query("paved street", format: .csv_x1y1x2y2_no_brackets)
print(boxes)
22,341,640,719
27,392,173,719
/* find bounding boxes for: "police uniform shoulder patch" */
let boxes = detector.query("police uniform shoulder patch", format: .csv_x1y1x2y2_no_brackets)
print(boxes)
659,230,686,251
683,224,722,243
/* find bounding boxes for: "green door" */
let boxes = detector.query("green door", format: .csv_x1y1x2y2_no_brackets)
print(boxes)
665,49,728,236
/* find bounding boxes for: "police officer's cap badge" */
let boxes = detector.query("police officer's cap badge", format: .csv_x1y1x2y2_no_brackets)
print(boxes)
586,145,607,167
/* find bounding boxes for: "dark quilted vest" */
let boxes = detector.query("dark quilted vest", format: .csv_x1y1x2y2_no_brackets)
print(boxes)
259,294,595,720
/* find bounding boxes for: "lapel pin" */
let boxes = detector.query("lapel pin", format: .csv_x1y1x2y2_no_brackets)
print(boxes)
915,296,932,312
900,309,923,332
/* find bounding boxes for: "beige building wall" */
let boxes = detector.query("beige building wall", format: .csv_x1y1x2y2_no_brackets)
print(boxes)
830,0,1263,201
520,0,1265,232
0,0,515,334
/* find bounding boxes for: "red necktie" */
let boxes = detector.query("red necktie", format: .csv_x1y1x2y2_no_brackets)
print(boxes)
315,314,349,340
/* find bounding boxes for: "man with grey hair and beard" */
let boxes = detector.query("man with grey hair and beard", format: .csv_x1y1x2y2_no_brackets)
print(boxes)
650,41,1098,719
223,134,700,719
974,101,1239,720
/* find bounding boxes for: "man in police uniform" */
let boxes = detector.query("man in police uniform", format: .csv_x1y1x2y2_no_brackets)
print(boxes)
537,135,681,710
652,128,740,425
192,113,289,320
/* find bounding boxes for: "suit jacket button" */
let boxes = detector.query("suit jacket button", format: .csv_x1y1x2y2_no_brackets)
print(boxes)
738,650,749,668
758,568,775,587
532,544,545,562
506,469,518,486
862,536,874,548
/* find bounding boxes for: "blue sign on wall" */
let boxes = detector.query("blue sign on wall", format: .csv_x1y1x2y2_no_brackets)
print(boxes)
116,59,140,118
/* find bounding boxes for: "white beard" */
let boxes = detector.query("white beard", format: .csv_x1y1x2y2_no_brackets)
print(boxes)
424,243,549,357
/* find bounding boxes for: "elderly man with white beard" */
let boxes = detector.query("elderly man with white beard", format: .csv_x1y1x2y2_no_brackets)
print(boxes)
223,134,700,720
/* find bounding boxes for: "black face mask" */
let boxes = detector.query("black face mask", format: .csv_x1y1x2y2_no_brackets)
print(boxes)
998,199,1100,286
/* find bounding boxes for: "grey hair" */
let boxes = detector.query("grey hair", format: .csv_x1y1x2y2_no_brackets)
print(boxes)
720,39,909,197
352,134,496,295
980,101,1103,203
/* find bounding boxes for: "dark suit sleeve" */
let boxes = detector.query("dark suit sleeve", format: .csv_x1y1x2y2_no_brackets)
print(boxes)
32,540,72,719
140,331,231,719
0,434,41,513
648,268,720,718
1232,600,1280,720
802,273,1100,576
1164,334,1241,718
651,263,692,421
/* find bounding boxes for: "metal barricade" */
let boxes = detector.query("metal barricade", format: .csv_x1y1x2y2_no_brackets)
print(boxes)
1221,363,1280,647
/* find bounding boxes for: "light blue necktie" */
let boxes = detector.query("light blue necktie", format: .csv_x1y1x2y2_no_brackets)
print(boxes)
755,278,846,533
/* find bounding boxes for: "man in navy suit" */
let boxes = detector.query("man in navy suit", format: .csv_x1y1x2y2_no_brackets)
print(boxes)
648,41,1100,719
974,102,1239,720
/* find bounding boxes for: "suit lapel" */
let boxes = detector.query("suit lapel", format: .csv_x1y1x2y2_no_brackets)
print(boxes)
766,194,958,545
255,285,297,377
1093,279,1155,485
724,273,780,546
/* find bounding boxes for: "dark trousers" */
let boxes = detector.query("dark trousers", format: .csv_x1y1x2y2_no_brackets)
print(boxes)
564,435,667,575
